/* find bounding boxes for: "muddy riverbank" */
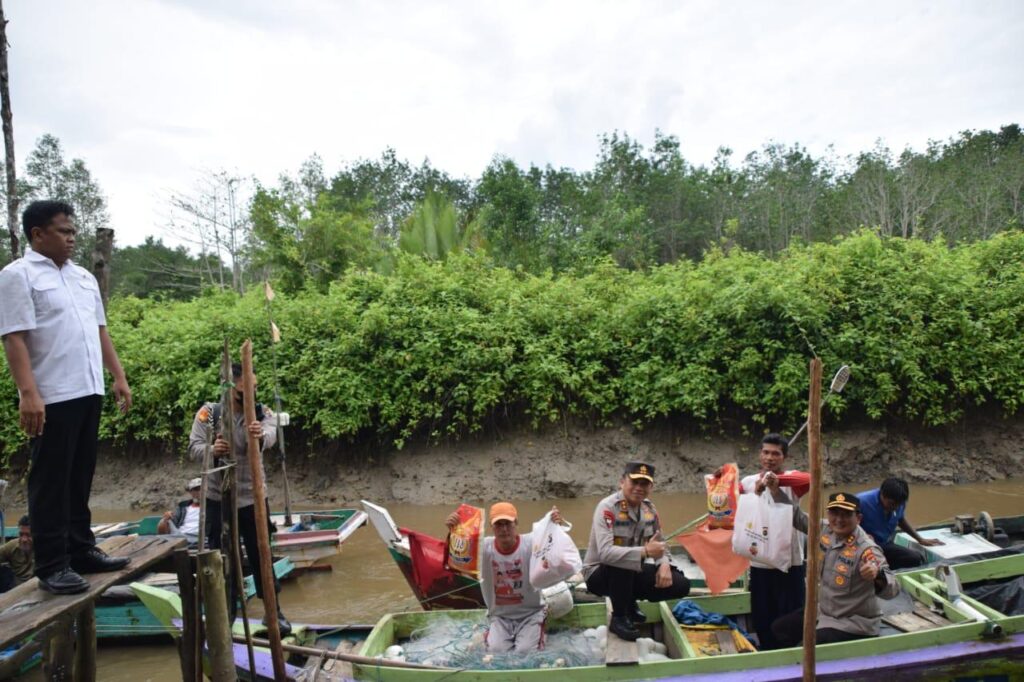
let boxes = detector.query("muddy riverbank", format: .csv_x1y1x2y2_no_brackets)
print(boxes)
5,414,1021,511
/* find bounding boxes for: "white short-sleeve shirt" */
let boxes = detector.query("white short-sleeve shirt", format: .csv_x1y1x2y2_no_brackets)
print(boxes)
0,247,106,405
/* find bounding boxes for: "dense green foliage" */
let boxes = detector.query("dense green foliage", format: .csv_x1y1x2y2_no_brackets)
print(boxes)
2,230,1021,461
240,125,1023,290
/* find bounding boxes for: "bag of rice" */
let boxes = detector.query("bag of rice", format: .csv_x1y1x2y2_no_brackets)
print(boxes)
705,463,740,529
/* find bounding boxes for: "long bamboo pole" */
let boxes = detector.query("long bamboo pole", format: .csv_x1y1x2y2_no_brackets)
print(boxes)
240,340,286,681
802,357,823,682
219,342,255,677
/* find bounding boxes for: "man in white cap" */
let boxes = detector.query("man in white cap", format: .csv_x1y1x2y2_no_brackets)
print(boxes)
158,477,203,548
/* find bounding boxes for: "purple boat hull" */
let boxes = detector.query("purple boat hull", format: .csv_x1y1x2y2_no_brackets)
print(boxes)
658,631,1024,681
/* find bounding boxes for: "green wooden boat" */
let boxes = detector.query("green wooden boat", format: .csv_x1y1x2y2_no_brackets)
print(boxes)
352,553,1024,681
131,552,1024,680
130,507,369,571
131,582,373,681
96,556,294,639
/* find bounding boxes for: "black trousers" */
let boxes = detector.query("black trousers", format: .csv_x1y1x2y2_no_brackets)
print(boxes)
772,608,874,648
205,498,280,602
28,395,102,577
883,542,925,570
750,564,806,650
586,563,690,616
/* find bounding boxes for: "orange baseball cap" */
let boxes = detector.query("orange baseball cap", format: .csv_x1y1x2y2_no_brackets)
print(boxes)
490,502,518,524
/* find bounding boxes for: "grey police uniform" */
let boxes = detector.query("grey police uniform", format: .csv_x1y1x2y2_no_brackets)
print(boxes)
583,491,666,577
794,507,899,636
583,490,690,618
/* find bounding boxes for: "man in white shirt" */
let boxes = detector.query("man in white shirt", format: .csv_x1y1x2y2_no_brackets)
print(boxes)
737,433,810,650
0,201,133,594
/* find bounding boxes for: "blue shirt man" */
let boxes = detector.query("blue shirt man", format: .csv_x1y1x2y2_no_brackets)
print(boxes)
856,478,942,570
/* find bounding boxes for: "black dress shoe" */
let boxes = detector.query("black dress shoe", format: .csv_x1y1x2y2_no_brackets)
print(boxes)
70,547,131,574
38,567,90,595
629,604,647,624
609,614,640,641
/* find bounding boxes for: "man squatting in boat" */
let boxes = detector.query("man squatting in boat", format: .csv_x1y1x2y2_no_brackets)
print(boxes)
189,362,291,635
765,477,900,647
583,462,691,641
446,502,562,652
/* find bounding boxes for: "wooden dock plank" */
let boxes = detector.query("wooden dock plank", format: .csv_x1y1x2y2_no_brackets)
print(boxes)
0,536,185,651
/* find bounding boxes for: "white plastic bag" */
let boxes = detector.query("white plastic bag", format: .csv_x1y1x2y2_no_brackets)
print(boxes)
541,581,574,618
730,492,793,572
529,512,583,589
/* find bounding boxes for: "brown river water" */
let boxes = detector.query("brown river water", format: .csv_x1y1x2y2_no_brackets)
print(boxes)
17,479,1024,681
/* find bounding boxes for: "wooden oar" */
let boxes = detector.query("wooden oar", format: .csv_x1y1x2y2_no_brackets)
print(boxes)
234,635,451,671
802,358,824,682
241,339,287,681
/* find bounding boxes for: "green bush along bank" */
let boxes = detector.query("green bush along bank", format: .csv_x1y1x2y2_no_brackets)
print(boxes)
1,230,1022,463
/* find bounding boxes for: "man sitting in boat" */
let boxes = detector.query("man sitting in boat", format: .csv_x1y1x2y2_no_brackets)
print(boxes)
857,477,943,569
0,515,34,592
767,482,900,647
582,462,691,642
157,477,203,548
445,502,562,653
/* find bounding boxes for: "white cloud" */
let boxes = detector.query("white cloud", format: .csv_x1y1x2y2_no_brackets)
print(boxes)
6,0,1022,246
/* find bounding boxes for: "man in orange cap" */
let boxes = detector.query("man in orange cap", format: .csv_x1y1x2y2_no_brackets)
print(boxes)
446,501,563,652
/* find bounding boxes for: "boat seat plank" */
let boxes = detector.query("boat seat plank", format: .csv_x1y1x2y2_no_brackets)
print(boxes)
912,603,953,627
604,599,639,666
714,630,737,654
882,611,941,633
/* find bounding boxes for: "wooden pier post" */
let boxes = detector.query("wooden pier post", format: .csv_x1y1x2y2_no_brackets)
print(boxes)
241,339,287,681
198,550,237,681
44,613,74,681
73,604,96,682
174,548,201,682
802,357,823,682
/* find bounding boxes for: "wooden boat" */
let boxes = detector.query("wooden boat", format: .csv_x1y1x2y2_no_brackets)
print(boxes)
894,512,1024,564
125,507,369,572
131,552,1024,679
351,553,1024,680
95,556,295,639
360,500,739,612
131,582,373,681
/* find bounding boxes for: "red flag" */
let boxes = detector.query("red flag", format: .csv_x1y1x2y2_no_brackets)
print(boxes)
678,521,749,594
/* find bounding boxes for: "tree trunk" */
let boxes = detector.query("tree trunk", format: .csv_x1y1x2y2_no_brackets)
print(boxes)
91,227,113,307
0,1,19,260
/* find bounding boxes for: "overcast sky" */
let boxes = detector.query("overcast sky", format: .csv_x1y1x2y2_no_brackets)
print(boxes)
7,0,1023,247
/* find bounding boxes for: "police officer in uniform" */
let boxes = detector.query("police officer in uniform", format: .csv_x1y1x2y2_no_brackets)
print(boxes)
583,462,690,641
767,482,900,647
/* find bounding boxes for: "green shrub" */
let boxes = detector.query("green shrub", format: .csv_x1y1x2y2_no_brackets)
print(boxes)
1,231,1022,462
